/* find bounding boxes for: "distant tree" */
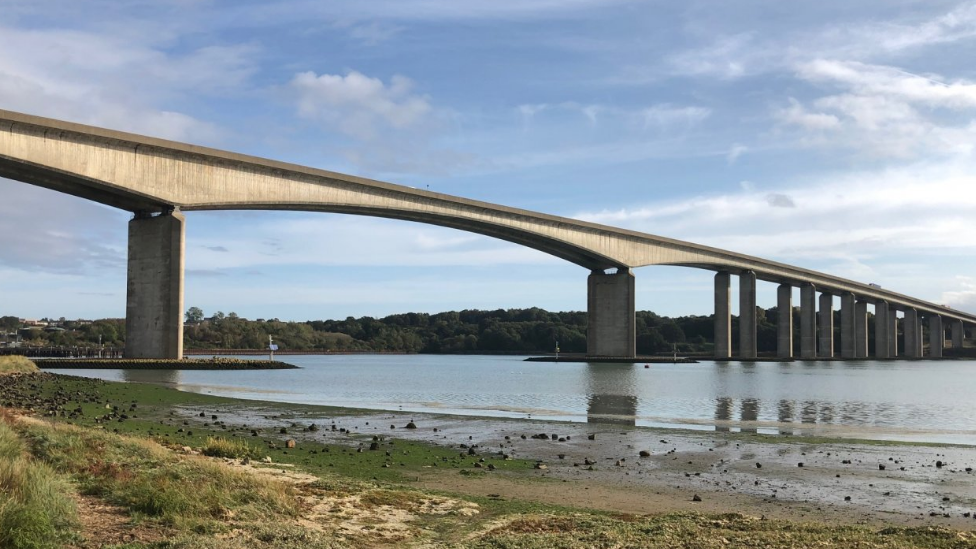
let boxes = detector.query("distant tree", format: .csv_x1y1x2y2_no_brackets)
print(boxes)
0,316,20,331
185,307,204,323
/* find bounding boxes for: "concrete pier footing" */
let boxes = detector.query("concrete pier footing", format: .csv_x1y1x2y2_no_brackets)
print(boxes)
854,300,868,358
840,293,855,359
929,315,944,358
800,284,817,359
739,271,757,359
777,284,793,359
874,302,889,358
819,292,834,358
124,210,185,359
586,269,636,358
714,272,731,359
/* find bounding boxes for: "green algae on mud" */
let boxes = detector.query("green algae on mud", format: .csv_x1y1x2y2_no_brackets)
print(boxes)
0,372,537,483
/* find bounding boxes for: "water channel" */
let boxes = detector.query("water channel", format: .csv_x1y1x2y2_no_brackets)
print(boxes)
46,355,976,445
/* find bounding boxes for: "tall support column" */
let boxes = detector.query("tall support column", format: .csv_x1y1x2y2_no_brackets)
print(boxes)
840,293,855,359
776,284,793,359
854,301,868,358
888,310,898,357
819,292,834,358
587,269,636,358
800,284,817,359
951,319,964,349
874,302,889,358
903,309,919,359
125,210,185,359
714,272,731,359
929,315,944,358
739,271,757,359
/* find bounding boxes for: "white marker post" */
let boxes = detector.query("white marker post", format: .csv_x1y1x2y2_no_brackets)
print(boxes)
269,335,278,361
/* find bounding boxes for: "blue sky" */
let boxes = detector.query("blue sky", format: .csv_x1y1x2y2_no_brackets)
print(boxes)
2,0,976,321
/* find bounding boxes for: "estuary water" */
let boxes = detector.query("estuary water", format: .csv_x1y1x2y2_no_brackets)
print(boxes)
47,355,976,445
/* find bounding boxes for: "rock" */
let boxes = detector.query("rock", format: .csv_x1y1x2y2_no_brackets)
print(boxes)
797,463,804,467
534,463,548,470
584,458,596,466
587,434,596,440
487,463,496,471
756,463,762,469
615,460,624,467
936,460,944,468
879,464,886,470
692,494,702,502
844,496,851,501
391,425,396,429
468,447,476,456
241,456,250,465
308,423,319,432
263,456,272,464
279,427,287,434
406,422,417,429
369,442,379,451
286,439,296,449
639,450,651,457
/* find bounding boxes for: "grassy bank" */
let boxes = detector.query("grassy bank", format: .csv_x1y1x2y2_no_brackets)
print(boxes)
1,372,976,547
0,355,39,375
33,357,297,370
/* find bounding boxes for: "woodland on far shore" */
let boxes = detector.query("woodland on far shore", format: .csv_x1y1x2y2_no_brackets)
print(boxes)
3,305,898,355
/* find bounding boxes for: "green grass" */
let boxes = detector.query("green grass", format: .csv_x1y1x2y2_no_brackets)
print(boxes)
200,436,255,459
0,419,77,549
14,419,300,529
0,356,39,375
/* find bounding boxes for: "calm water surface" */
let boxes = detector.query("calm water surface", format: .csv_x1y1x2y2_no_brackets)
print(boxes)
48,355,976,445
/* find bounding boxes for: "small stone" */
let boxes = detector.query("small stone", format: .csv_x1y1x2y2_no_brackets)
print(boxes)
369,442,379,450
286,439,296,449
937,460,944,468
406,422,417,429
756,463,762,469
797,463,804,468
534,463,548,470
263,456,272,464
692,494,702,502
639,450,651,457
879,464,886,471
844,496,851,501
587,434,596,440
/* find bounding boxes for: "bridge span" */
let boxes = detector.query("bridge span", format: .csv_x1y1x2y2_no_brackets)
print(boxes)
1,108,973,360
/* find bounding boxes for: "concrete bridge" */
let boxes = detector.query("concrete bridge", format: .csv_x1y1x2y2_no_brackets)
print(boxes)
1,108,973,360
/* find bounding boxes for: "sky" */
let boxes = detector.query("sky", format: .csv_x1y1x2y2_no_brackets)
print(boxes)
2,0,976,322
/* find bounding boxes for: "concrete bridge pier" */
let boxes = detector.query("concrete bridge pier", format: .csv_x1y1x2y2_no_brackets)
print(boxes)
903,309,920,358
874,302,889,358
854,300,868,358
800,284,817,359
777,284,793,359
586,269,636,358
714,272,731,359
739,271,757,359
840,293,855,359
929,315,944,358
819,292,834,358
888,310,899,357
124,209,185,359
950,319,964,349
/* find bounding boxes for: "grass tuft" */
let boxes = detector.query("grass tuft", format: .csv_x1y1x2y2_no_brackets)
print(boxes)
200,436,254,459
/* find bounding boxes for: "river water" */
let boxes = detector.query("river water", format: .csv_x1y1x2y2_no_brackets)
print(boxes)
46,355,976,445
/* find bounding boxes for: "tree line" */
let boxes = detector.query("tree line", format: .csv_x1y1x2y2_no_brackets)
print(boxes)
4,306,906,355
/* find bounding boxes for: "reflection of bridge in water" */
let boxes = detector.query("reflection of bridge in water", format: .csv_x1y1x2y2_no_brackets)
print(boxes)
714,397,876,435
584,363,638,426
122,369,181,386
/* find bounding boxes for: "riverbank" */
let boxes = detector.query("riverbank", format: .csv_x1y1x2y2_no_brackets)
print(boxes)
2,369,975,547
32,357,297,369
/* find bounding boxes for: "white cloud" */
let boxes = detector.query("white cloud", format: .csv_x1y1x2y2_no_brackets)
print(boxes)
941,277,976,312
291,71,433,140
0,26,253,142
776,60,976,159
575,157,976,269
726,144,747,164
